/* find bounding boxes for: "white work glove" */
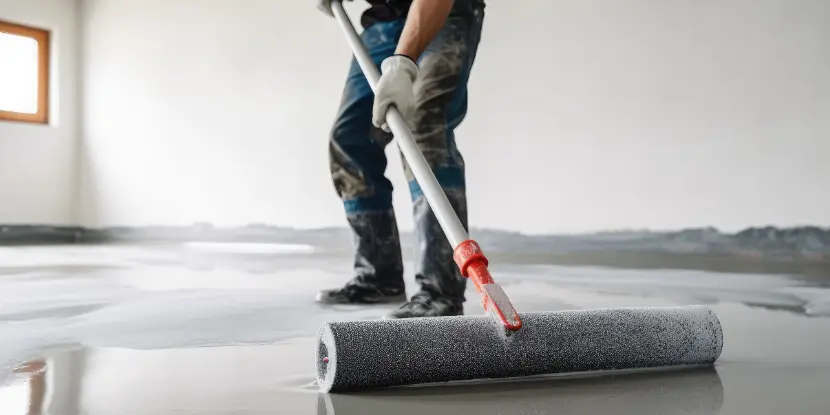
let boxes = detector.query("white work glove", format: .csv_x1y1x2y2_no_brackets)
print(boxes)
317,0,351,17
373,55,419,132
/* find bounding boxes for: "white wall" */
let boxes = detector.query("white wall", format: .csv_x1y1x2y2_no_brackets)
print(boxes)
78,0,830,234
0,0,79,225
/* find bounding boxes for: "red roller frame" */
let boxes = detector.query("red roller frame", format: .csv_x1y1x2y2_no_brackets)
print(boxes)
453,240,523,331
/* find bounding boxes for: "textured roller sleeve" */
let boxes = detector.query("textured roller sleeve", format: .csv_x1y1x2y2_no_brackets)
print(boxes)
316,305,723,392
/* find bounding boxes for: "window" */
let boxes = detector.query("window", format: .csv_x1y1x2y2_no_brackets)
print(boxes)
0,19,50,124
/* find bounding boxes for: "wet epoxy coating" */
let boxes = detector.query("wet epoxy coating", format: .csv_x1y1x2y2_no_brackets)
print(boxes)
0,243,829,414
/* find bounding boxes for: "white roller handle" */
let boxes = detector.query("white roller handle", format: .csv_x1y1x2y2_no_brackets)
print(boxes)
330,1,470,248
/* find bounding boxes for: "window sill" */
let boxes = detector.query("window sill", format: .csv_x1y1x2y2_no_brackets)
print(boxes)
0,111,49,125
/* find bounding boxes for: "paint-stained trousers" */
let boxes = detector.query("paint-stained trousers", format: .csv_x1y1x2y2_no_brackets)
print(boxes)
328,2,485,303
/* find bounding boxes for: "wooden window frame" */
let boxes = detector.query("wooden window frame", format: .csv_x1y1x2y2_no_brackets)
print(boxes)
0,19,50,125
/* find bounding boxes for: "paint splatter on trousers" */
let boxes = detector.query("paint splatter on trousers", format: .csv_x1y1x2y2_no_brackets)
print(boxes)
328,2,485,303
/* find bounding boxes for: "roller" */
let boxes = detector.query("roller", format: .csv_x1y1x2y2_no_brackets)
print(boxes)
318,1,724,393
317,305,723,392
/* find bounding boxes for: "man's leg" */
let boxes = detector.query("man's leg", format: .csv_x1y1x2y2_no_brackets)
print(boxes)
317,20,409,305
387,5,486,318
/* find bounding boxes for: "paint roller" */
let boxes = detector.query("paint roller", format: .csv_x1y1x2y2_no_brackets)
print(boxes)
317,1,724,393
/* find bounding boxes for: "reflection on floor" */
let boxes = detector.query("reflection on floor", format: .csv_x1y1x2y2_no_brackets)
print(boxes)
5,344,726,415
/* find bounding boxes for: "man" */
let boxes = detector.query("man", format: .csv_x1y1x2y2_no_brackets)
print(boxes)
315,0,486,318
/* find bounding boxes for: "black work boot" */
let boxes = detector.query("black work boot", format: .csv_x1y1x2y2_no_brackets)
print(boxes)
316,277,406,304
385,287,464,319
316,210,407,305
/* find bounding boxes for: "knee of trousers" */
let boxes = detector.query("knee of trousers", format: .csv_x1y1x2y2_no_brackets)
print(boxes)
402,122,466,201
406,162,466,204
412,188,469,230
329,127,394,214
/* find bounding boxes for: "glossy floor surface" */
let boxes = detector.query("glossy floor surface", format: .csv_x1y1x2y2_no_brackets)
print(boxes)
0,243,828,414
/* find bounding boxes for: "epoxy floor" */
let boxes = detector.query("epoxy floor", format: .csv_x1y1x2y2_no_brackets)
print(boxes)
0,243,829,414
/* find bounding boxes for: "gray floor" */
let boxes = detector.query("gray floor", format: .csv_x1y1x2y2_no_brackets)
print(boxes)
0,243,828,414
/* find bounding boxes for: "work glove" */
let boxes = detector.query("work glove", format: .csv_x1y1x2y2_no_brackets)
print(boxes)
317,0,351,17
373,55,419,132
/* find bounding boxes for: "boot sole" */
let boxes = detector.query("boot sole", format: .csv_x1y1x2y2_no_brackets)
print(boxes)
314,292,408,305
382,309,465,320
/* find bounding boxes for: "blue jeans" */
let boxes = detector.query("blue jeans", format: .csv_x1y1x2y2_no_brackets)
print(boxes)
328,2,485,302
